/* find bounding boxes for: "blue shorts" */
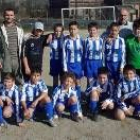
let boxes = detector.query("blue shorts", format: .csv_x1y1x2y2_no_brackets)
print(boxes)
117,94,140,110
26,101,44,111
68,62,83,79
106,62,121,81
50,59,63,76
84,60,102,78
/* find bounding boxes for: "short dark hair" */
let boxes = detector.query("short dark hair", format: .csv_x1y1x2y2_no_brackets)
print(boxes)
31,67,42,75
123,64,136,74
88,22,99,30
3,7,15,15
53,23,64,32
98,67,109,76
62,72,76,84
133,18,140,30
69,21,79,28
110,22,120,29
4,73,15,81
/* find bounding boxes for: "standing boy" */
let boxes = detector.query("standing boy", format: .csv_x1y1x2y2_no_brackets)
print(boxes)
104,22,125,83
63,21,84,99
84,22,103,86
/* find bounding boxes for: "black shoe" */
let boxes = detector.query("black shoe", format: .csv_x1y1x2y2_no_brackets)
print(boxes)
91,113,99,122
71,112,81,122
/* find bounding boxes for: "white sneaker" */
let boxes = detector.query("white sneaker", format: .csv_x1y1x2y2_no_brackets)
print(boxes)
54,114,58,119
48,119,57,127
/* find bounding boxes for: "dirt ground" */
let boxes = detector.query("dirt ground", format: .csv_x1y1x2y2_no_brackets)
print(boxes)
0,31,140,140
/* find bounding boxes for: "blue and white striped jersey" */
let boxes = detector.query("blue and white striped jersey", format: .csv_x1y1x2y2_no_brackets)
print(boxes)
115,76,140,101
49,34,65,61
21,80,48,102
63,35,84,71
52,85,78,107
85,80,114,102
104,36,125,69
0,84,21,123
84,36,103,60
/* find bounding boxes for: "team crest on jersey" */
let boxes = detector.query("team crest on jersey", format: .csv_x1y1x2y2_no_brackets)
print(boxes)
31,43,34,48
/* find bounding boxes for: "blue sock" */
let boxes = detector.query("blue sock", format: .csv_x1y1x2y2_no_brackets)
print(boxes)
69,104,78,114
76,86,81,100
89,100,98,114
134,104,140,114
44,102,53,120
0,106,4,123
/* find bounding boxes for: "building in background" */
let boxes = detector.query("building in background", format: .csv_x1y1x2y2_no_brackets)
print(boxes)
0,0,139,19
69,0,104,7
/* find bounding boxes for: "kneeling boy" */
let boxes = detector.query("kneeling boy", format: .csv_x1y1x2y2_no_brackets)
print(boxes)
85,67,115,121
21,69,56,127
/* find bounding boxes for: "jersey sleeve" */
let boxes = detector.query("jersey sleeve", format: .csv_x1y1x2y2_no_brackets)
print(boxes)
22,40,29,57
21,84,27,102
38,80,48,93
120,38,126,69
62,39,68,72
52,87,60,107
14,89,22,123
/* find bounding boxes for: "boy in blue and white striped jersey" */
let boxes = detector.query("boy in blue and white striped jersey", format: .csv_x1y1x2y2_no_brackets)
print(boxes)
53,72,83,122
0,73,23,127
63,21,84,99
114,65,140,120
104,22,125,83
48,23,65,89
85,67,115,121
84,22,103,86
21,69,56,127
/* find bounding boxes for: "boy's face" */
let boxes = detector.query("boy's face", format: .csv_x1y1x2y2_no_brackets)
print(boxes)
34,29,43,37
88,27,98,37
63,77,74,90
55,26,63,37
4,10,15,24
98,74,108,85
4,79,15,90
31,72,41,84
134,26,140,37
124,70,136,81
69,25,79,37
110,26,120,38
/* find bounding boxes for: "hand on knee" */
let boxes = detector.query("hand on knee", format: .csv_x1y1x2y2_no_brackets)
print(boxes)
107,103,114,110
24,109,31,119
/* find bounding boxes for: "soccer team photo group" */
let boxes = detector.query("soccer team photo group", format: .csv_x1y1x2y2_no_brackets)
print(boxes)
0,2,140,139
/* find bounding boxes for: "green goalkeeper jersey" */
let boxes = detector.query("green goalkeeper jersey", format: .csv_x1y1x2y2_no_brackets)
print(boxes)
125,34,140,69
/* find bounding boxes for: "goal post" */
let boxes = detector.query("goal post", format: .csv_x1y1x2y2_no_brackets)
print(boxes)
61,6,116,28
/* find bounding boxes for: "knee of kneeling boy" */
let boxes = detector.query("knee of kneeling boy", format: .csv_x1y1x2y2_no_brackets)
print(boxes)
69,96,77,104
3,110,12,118
114,109,126,121
57,104,65,113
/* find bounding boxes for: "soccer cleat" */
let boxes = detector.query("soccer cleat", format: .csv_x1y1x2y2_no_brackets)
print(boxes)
91,112,99,122
0,119,8,128
71,112,82,122
47,119,57,127
53,114,59,119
